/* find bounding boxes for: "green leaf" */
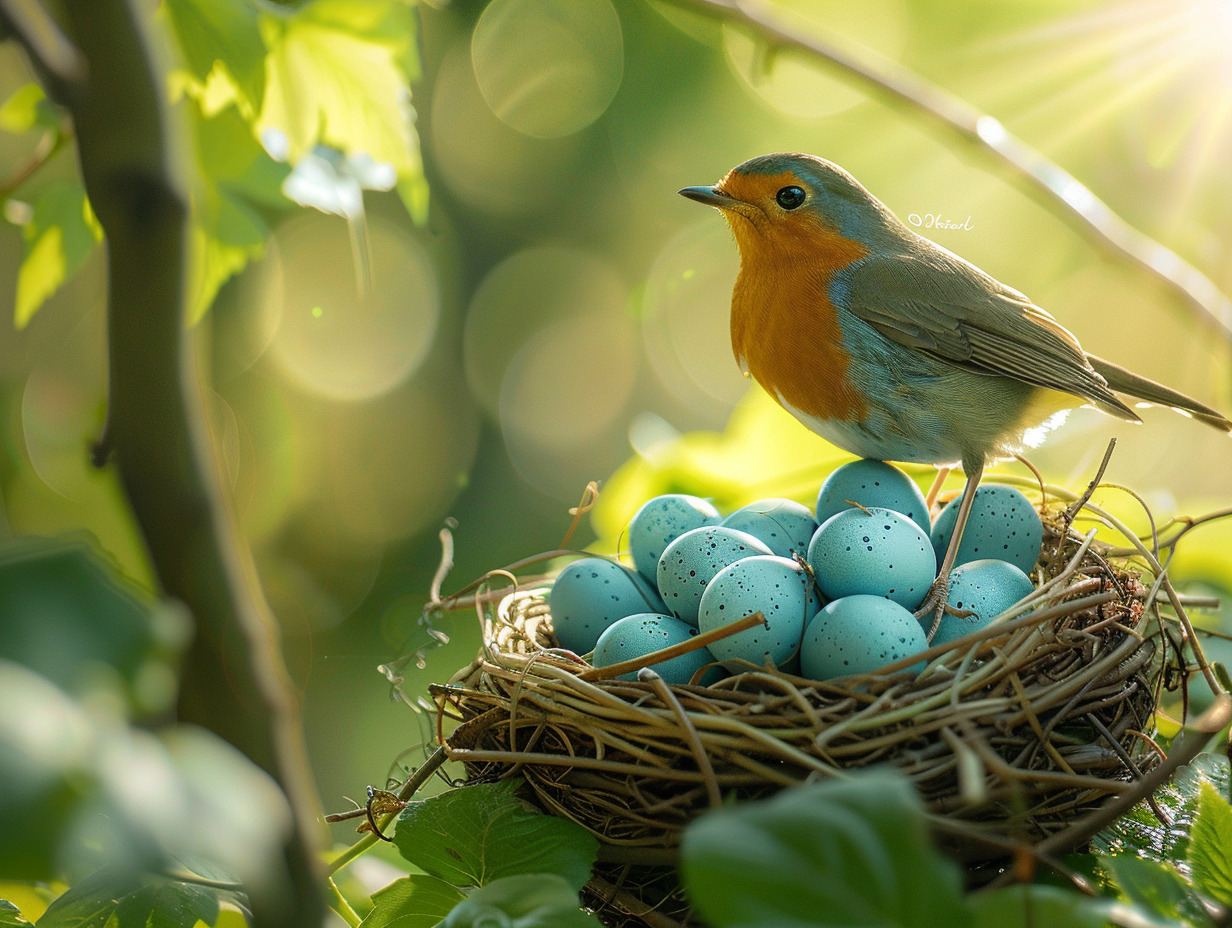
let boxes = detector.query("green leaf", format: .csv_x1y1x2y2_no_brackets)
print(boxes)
679,771,971,928
164,0,266,114
0,661,98,881
12,183,103,328
35,869,219,928
257,0,422,173
392,780,598,891
1094,752,1231,860
968,886,1118,928
439,875,599,928
1098,855,1193,922
188,103,287,322
357,875,465,928
0,536,184,709
0,900,33,927
0,84,60,133
1189,781,1232,906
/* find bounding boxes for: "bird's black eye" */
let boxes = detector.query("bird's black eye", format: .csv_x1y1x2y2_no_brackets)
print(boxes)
776,186,806,210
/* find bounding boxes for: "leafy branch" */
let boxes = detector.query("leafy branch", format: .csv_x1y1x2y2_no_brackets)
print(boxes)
661,0,1232,343
0,1,325,926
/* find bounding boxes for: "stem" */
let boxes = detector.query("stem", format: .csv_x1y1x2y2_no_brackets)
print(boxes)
327,878,362,928
661,0,1232,341
327,746,450,875
10,1,326,925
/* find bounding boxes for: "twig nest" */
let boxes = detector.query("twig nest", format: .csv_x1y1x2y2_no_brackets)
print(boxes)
430,461,1173,927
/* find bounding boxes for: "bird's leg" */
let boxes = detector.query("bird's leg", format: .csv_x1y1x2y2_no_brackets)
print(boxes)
914,458,984,640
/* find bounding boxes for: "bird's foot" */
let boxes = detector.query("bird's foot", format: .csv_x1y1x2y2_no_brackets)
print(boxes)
913,575,974,643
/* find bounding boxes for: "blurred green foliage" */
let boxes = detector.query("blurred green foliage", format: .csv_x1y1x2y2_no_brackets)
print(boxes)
1,0,1232,876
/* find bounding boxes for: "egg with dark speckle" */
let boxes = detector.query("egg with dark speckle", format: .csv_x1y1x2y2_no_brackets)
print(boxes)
697,555,820,668
721,499,818,558
592,613,718,685
930,485,1043,573
930,558,1035,647
657,526,773,625
549,558,666,654
807,507,937,610
628,494,721,582
800,596,927,680
815,459,930,532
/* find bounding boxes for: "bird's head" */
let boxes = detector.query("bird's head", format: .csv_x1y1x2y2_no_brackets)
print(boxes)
679,153,901,258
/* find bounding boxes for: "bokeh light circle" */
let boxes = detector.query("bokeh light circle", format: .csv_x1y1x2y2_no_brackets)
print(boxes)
642,220,748,421
498,310,638,498
723,0,908,120
464,244,629,418
471,0,624,139
260,212,440,402
430,42,580,215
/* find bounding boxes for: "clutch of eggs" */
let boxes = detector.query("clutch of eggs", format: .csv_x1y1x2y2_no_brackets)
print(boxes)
547,461,1044,684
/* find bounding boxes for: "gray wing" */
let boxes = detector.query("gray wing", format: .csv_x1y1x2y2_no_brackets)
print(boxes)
842,251,1138,419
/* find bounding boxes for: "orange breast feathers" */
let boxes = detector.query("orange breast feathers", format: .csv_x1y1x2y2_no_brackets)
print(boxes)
722,175,871,424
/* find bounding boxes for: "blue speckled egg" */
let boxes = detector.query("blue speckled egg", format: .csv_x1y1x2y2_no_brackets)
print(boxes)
628,494,721,582
657,526,773,625
697,555,821,668
722,498,819,558
930,558,1036,647
549,558,666,654
800,595,927,680
930,485,1043,573
592,613,718,685
807,507,937,610
815,459,930,532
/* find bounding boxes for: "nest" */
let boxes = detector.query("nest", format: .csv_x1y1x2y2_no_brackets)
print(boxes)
429,497,1173,926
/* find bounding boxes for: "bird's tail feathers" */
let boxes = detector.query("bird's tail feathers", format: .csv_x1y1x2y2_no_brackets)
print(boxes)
1087,355,1232,434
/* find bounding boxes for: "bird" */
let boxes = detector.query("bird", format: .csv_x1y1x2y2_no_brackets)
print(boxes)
679,152,1232,626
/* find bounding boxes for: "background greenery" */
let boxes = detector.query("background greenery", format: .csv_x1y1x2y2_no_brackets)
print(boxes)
2,0,1232,921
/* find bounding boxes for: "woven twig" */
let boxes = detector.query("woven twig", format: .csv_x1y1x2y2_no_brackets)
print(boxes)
423,489,1211,927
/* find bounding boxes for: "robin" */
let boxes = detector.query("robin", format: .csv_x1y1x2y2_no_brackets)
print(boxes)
680,152,1231,624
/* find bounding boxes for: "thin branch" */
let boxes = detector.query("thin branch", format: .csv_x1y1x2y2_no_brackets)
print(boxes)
23,2,326,926
660,0,1232,342
0,0,85,85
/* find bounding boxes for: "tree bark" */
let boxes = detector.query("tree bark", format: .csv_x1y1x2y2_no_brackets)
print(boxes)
10,2,327,924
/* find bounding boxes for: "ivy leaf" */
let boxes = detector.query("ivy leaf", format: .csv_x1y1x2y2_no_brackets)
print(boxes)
392,780,598,891
12,182,103,328
679,770,970,928
1098,855,1195,923
439,875,599,928
257,0,421,174
188,103,288,322
969,884,1123,928
163,0,266,115
357,875,465,928
0,900,33,927
1094,752,1231,861
0,84,61,133
35,869,220,928
1188,781,1232,907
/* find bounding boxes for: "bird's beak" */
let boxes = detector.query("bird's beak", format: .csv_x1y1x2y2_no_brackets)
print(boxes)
678,185,738,209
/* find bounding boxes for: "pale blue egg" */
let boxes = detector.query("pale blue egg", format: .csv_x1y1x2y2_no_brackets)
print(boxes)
721,499,818,558
657,526,773,625
592,613,718,685
800,595,927,680
930,485,1043,573
930,559,1035,647
697,555,821,668
815,459,930,532
807,507,937,610
628,494,721,582
549,558,666,655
